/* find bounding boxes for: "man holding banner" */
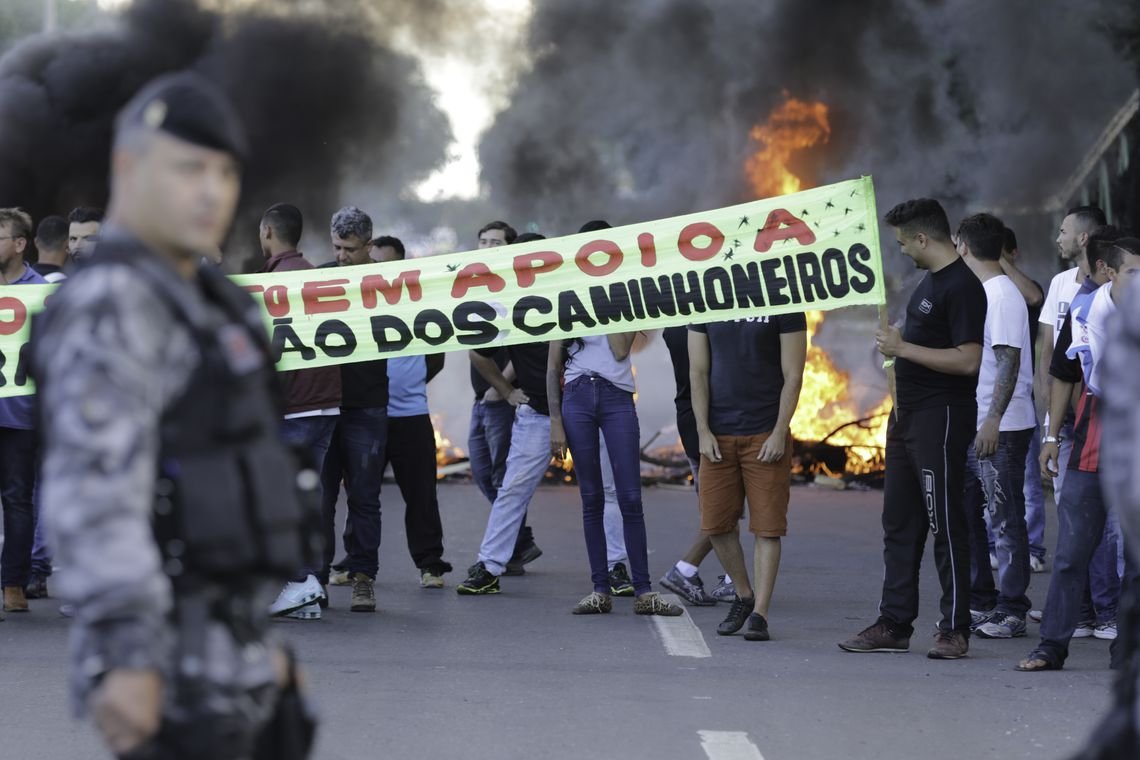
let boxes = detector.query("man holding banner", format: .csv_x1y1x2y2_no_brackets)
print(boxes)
839,198,986,660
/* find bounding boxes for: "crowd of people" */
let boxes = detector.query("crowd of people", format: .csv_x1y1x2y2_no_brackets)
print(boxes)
1,191,1135,662
17,69,1140,760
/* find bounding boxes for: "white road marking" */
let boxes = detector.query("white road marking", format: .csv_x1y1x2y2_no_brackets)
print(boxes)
698,731,766,760
650,594,712,658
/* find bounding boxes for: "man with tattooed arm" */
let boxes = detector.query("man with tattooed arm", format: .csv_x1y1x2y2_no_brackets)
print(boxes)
957,213,1038,639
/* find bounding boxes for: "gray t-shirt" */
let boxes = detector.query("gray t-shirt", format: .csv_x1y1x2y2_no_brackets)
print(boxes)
564,334,636,392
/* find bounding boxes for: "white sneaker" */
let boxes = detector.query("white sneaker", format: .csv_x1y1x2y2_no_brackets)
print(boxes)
269,575,325,617
1094,621,1118,640
329,568,351,586
285,603,321,621
989,552,998,571
1029,556,1047,573
1073,620,1096,638
1028,609,1043,623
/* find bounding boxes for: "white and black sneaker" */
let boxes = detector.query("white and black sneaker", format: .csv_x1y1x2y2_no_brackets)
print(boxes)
269,574,325,617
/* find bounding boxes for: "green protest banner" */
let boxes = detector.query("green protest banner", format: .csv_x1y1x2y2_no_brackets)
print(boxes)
0,175,885,398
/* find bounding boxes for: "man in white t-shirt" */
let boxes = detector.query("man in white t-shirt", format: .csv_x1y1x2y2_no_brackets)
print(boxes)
1038,206,1105,493
1037,207,1121,638
958,213,1037,639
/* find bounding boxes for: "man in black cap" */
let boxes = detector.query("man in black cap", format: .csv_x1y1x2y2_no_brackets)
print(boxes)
33,72,314,760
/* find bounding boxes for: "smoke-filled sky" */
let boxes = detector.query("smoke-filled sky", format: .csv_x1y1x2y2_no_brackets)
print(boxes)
480,0,1138,241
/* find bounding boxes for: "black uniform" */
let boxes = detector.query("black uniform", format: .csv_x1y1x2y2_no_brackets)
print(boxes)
880,257,986,635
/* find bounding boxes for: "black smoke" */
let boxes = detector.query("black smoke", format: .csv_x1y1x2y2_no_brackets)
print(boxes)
0,0,451,268
479,0,1139,250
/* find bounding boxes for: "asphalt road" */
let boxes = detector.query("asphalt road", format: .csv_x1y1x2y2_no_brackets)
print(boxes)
0,481,1115,760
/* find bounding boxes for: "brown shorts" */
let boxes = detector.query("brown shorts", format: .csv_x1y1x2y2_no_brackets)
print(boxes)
699,431,792,537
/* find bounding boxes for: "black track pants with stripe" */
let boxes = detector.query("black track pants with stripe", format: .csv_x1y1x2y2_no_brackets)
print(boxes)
878,404,977,636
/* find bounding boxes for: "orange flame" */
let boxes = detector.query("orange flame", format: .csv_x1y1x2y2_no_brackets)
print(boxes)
746,95,831,198
745,95,887,476
432,414,466,475
790,312,889,474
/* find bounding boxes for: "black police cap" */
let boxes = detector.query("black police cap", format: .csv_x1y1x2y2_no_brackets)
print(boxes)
116,71,249,162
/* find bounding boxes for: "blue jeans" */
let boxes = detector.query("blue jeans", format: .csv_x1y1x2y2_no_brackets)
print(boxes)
280,415,338,583
985,427,1046,560
468,399,515,504
1054,423,1121,622
31,482,52,579
322,407,387,579
1023,423,1046,560
600,438,627,568
966,429,1033,617
477,405,551,575
562,375,650,596
1038,469,1117,663
0,428,37,589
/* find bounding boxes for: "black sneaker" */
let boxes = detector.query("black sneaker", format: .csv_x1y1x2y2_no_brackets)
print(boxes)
505,541,543,576
743,612,770,641
717,595,755,636
609,562,635,597
24,575,48,600
456,562,501,595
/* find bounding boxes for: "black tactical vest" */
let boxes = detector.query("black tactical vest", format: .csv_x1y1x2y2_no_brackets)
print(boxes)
37,238,319,585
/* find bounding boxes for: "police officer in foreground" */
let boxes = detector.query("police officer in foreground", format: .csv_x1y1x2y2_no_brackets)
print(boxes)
33,73,316,759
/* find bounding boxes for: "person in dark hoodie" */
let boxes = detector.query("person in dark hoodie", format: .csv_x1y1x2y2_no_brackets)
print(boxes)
259,202,342,621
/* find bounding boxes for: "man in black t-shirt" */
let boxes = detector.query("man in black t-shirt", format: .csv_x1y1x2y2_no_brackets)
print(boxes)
839,198,985,660
658,326,722,606
690,313,808,641
457,339,554,595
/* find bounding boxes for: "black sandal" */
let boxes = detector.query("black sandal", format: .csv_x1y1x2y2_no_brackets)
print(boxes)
1015,648,1063,672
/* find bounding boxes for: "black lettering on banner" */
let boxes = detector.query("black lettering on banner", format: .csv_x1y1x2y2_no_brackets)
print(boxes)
370,315,413,352
640,275,677,319
454,301,499,345
413,308,455,347
795,252,828,303
14,342,30,386
588,283,635,325
558,290,599,332
702,266,734,310
513,296,556,336
671,271,707,316
625,279,647,319
821,249,850,299
271,317,316,362
760,258,791,307
730,262,766,309
848,243,876,294
781,256,803,303
0,347,7,388
314,319,358,358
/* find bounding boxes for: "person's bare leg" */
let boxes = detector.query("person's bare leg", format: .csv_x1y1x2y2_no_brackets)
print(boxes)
681,534,715,568
709,529,752,599
751,536,781,617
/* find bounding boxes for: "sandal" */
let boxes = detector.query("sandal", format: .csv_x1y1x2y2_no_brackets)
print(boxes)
1015,649,1063,672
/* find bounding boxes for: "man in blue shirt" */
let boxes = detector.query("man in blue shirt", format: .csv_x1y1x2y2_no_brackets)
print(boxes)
374,238,454,588
0,208,47,614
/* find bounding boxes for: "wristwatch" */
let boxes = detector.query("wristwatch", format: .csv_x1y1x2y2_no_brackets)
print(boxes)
1042,435,1061,445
